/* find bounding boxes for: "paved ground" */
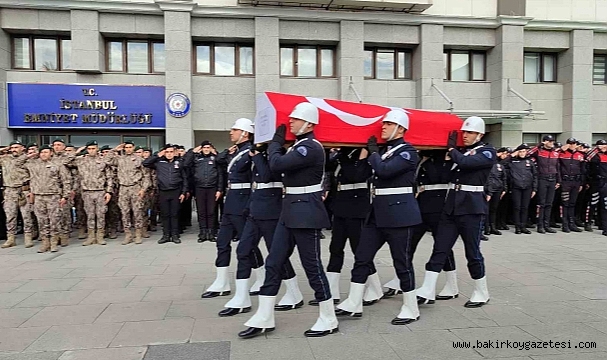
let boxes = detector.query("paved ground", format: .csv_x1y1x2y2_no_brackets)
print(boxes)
0,227,607,360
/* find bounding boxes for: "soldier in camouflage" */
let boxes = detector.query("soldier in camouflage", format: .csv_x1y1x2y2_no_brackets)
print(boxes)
26,143,39,240
0,141,35,249
67,141,114,246
52,138,73,246
22,145,71,253
136,146,153,239
65,144,87,241
101,145,120,239
143,148,159,233
105,141,150,245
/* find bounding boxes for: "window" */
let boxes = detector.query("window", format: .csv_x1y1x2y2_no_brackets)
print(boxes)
194,43,254,76
11,36,71,71
524,52,557,83
592,133,607,144
593,55,606,84
280,45,335,78
443,50,486,81
106,39,165,73
364,48,412,80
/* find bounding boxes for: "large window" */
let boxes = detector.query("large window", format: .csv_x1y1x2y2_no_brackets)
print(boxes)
280,45,335,78
364,48,412,80
106,39,165,73
443,50,486,81
592,133,607,144
194,43,254,76
12,36,71,71
524,52,557,83
593,55,607,84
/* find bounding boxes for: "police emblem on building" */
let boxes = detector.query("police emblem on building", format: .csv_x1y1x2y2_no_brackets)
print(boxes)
166,93,191,118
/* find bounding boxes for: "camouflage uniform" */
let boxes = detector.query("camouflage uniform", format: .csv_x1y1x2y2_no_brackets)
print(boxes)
142,166,155,237
71,167,87,238
0,153,34,248
105,165,120,238
24,158,71,252
105,152,150,244
53,153,73,243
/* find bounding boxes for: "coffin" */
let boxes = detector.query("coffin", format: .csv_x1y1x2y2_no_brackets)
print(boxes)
253,92,463,148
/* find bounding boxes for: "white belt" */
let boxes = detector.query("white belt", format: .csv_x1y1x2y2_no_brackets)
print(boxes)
285,183,323,195
229,183,251,190
449,184,484,192
255,182,283,190
338,182,368,191
374,187,413,196
418,184,450,192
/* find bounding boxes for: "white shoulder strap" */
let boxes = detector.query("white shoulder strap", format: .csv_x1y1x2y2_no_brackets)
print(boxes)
227,148,250,173
381,143,406,161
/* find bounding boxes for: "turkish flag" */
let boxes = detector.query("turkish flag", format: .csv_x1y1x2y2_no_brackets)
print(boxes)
254,92,463,147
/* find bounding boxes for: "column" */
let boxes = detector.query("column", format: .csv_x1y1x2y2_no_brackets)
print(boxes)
561,29,593,141
0,28,10,143
254,17,279,98
414,24,444,110
339,20,364,102
70,10,102,72
164,11,193,148
488,21,525,146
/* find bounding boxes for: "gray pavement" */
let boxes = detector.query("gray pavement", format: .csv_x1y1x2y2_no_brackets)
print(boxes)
0,227,606,360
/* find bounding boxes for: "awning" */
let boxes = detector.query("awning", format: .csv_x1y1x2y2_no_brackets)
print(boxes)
237,0,432,13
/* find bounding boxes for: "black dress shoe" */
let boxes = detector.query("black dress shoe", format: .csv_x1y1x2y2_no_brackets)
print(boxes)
585,223,593,232
570,226,583,233
274,300,303,311
436,294,459,300
218,307,251,317
562,227,571,233
480,234,489,241
464,299,489,308
490,229,502,235
416,296,435,305
304,327,339,337
363,299,379,306
575,219,584,227
483,229,491,236
201,291,231,299
515,227,521,234
158,235,170,244
197,234,206,243
545,227,557,233
334,309,362,317
238,327,274,339
537,227,546,234
521,228,531,234
391,316,419,325
382,289,402,299
172,236,181,244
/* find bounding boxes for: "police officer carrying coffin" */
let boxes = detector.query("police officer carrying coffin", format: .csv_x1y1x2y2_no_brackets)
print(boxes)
142,144,188,244
587,140,607,235
484,147,509,236
417,116,495,308
336,109,423,325
239,102,338,339
508,144,538,234
383,149,459,302
528,135,560,234
558,138,586,233
202,119,264,299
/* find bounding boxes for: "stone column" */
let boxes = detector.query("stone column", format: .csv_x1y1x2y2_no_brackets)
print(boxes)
414,24,444,110
561,29,593,141
0,27,10,144
70,10,103,72
339,20,364,102
254,17,279,98
164,10,193,148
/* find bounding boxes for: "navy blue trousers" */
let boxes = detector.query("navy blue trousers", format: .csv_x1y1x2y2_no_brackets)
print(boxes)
215,213,262,268
411,212,456,272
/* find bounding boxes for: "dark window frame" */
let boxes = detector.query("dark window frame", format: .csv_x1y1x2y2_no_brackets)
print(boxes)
443,49,487,81
279,44,336,78
105,39,165,74
192,43,255,77
524,52,558,83
11,35,71,71
364,47,412,80
593,54,607,85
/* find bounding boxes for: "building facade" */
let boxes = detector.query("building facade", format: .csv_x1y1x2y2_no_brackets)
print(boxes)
1,0,607,150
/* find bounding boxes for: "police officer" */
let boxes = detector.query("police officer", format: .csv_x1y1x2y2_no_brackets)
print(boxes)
184,141,224,242
495,148,512,231
587,140,607,235
558,138,585,233
336,110,422,325
417,116,495,308
484,147,509,236
202,119,264,299
508,144,538,234
528,135,560,234
383,150,458,302
142,144,188,244
239,102,337,339
575,143,592,228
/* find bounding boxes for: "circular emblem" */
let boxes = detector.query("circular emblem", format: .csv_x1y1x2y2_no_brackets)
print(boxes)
166,93,191,118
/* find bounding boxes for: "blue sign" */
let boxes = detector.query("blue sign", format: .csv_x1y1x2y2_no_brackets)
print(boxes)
7,83,166,129
166,93,191,118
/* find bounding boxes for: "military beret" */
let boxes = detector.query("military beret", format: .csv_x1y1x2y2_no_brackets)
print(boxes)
542,135,555,142
153,151,159,156
134,146,143,151
9,140,23,146
26,142,38,149
142,147,151,152
100,145,111,151
515,143,530,152
124,140,135,146
85,140,98,147
52,138,65,144
39,145,52,151
65,143,75,149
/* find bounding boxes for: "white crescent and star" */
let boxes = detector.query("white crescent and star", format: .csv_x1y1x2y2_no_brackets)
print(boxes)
304,97,406,127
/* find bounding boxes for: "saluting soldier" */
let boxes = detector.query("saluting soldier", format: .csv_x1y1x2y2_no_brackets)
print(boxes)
26,143,39,240
51,138,73,246
105,141,150,245
239,102,338,339
22,145,71,253
0,141,35,249
417,116,495,308
142,147,158,234
101,145,120,239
